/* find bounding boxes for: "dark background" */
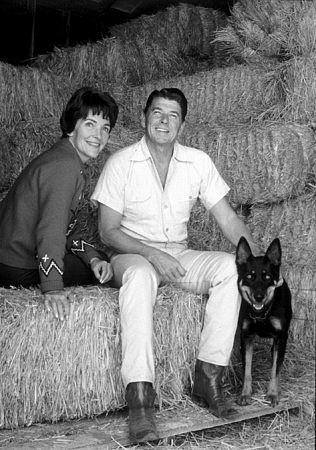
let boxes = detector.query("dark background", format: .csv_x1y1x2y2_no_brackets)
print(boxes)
0,0,235,65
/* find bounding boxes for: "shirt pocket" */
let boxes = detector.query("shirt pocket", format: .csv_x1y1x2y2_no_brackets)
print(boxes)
124,185,154,220
172,183,200,222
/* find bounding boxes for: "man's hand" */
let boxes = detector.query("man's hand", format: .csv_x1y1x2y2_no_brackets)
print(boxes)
147,250,186,282
44,290,74,321
90,258,113,284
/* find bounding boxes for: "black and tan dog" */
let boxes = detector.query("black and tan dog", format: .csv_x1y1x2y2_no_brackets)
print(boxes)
235,236,292,407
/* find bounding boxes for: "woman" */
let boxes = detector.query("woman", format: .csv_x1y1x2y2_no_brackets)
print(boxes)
0,86,118,321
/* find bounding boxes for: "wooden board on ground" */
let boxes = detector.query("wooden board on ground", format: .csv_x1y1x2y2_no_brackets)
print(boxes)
0,399,300,449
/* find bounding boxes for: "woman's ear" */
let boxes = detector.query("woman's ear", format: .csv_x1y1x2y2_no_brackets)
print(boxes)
141,112,146,129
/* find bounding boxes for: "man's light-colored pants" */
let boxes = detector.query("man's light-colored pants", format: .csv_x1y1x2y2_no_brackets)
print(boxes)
111,243,240,387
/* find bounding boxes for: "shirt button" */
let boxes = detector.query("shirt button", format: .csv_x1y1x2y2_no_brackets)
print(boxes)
165,228,169,232
164,204,168,209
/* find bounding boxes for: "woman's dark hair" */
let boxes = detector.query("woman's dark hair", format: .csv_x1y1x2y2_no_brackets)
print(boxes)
143,88,188,122
60,86,119,137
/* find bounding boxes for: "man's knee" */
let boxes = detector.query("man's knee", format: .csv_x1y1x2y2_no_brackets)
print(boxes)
119,256,159,288
213,252,237,283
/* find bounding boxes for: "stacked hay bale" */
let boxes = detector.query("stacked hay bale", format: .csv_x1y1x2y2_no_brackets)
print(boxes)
32,4,228,87
0,3,228,429
0,3,228,193
0,285,204,428
0,0,315,429
210,0,316,345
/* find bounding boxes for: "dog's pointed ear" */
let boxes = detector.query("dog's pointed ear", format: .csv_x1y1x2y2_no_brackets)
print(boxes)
265,238,282,266
236,236,252,265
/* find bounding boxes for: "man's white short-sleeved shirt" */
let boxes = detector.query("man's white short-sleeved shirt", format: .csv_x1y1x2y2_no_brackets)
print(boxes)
91,137,230,243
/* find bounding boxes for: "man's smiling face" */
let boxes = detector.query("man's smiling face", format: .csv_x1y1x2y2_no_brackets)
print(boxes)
142,97,184,147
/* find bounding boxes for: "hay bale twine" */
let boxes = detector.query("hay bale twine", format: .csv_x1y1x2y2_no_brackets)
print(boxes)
121,65,272,128
0,285,204,429
180,123,315,205
246,193,316,267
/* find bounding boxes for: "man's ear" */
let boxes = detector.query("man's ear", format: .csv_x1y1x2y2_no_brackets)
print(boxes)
178,121,185,138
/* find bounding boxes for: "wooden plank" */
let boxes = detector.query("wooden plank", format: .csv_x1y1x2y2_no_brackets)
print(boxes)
0,399,300,449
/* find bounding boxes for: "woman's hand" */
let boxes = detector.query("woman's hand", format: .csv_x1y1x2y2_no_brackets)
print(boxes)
44,290,74,321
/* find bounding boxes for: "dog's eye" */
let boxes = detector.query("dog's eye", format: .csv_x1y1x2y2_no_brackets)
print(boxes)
246,273,255,280
263,274,272,280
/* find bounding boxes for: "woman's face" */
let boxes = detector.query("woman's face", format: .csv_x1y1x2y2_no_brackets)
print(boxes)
68,110,111,163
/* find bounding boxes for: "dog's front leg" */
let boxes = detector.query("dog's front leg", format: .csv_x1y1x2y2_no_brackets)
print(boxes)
267,338,280,407
238,332,255,406
267,329,288,407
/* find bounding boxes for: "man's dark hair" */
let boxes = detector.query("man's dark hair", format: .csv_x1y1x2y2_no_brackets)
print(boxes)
143,88,188,122
60,86,119,137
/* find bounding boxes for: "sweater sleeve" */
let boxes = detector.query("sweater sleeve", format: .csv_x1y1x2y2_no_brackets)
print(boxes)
66,225,107,265
35,160,82,293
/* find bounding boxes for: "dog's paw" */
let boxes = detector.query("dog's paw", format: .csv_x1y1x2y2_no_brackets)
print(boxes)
267,393,279,407
236,394,252,406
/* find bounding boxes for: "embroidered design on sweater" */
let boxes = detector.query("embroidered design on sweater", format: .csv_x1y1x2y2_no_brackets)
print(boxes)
66,218,78,237
70,239,94,254
39,254,63,276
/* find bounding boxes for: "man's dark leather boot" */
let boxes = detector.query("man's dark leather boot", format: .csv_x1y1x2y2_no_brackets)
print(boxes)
192,359,232,417
125,382,159,443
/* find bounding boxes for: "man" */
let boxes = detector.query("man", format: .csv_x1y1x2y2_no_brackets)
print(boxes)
0,86,118,321
91,88,261,443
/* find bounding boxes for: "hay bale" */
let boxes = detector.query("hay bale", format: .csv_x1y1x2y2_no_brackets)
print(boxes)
246,193,316,267
187,200,241,253
266,55,316,125
109,3,228,62
0,120,143,193
213,0,316,64
180,122,315,205
0,61,71,128
284,264,315,349
33,4,229,88
0,130,16,193
121,65,273,128
0,285,204,429
31,29,189,89
0,119,61,188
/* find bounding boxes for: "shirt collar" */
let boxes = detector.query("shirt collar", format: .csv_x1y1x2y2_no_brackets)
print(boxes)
130,136,194,162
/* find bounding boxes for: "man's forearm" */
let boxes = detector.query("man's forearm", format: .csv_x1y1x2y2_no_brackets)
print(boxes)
99,226,158,258
222,216,262,256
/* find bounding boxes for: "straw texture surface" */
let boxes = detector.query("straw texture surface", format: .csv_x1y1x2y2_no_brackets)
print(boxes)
122,65,271,128
180,123,315,205
0,285,204,429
